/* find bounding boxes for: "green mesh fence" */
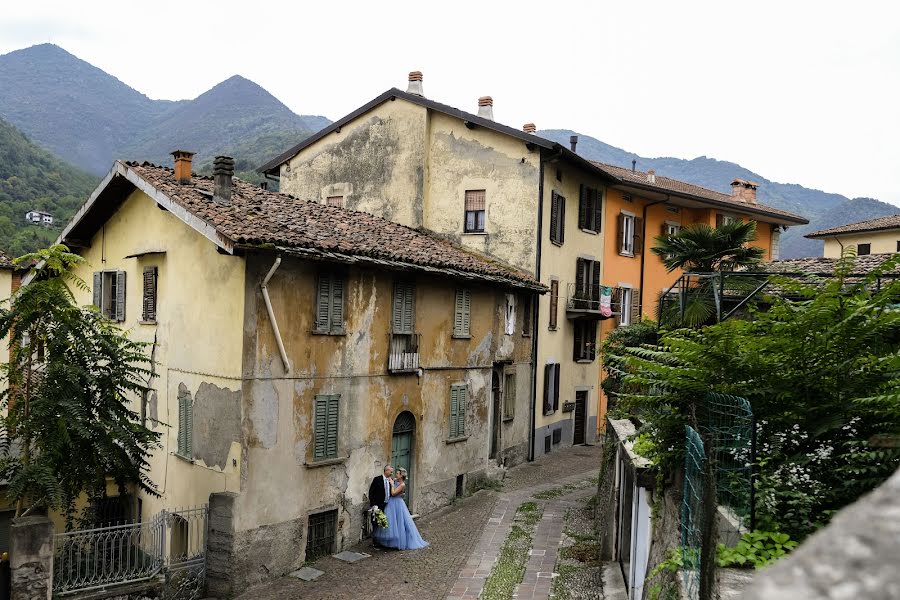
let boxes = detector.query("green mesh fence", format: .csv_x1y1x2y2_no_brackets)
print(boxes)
705,393,754,531
681,425,705,600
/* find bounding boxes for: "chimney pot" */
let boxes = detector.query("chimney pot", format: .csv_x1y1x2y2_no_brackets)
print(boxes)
171,150,195,185
213,155,235,204
570,135,578,153
523,123,536,134
631,159,636,172
647,169,656,184
406,71,424,96
477,96,494,121
731,179,758,204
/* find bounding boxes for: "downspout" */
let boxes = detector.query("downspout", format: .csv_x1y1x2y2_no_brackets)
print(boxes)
528,155,550,462
638,196,670,317
261,255,290,373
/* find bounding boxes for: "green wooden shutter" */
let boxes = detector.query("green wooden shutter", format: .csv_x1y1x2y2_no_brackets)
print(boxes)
314,396,328,459
316,274,331,332
326,395,339,458
453,289,470,337
93,272,102,308
142,267,157,322
450,385,466,438
115,271,126,322
178,394,187,456
330,275,344,333
185,394,193,458
393,282,415,334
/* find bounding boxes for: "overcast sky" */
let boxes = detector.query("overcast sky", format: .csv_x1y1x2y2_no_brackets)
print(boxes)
1,0,898,204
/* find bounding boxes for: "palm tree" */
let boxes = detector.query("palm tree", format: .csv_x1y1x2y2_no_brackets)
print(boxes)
652,221,766,327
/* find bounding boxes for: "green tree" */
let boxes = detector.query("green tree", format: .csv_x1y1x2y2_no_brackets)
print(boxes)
0,245,160,520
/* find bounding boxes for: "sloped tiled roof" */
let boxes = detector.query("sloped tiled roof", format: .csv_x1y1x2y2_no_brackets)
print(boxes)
760,253,900,276
592,162,807,224
100,162,543,290
805,214,900,239
0,250,13,270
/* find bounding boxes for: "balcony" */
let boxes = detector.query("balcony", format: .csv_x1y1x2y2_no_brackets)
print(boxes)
567,283,611,320
388,333,420,373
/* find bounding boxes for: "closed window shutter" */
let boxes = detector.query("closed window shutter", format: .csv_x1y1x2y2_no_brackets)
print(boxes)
575,258,585,296
402,284,415,333
316,274,331,332
115,271,126,321
450,385,466,438
326,395,339,458
589,321,597,361
453,289,470,337
617,214,626,253
457,386,466,436
331,276,344,333
553,364,561,411
177,395,186,455
631,288,641,323
314,396,328,459
543,364,554,413
142,267,157,322
633,218,643,255
591,261,600,297
593,189,602,232
549,281,558,329
392,283,407,333
93,272,102,308
185,394,193,457
578,184,587,229
559,196,566,244
574,322,583,360
550,192,559,243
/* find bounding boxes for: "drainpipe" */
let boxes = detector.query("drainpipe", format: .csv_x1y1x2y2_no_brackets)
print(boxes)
261,255,290,373
528,155,551,462
638,196,670,318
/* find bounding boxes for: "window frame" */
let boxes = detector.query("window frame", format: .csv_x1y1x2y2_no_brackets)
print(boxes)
550,191,566,245
620,213,636,256
618,288,633,327
542,362,561,415
314,272,346,335
463,189,487,234
313,394,340,461
449,384,468,440
521,294,532,337
392,281,416,335
573,320,598,362
578,184,603,233
857,243,872,256
93,270,126,322
141,266,158,323
548,280,559,331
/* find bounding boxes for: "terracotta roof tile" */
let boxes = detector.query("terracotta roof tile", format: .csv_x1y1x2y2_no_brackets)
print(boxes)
126,162,542,290
805,214,900,238
0,250,13,270
760,253,900,275
591,162,808,224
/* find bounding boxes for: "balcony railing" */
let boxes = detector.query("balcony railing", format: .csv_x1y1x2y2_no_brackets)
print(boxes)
388,333,420,373
566,283,606,317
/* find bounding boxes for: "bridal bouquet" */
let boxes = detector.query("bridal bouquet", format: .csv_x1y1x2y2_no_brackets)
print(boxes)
372,506,389,529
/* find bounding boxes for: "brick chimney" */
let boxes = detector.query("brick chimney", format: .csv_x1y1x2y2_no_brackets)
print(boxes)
406,71,424,96
478,96,494,121
523,123,536,134
647,169,656,184
570,135,578,153
171,150,195,185
731,179,758,204
213,156,235,204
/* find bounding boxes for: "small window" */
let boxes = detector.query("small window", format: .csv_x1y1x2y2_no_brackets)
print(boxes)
896,240,900,253
717,213,738,228
503,371,516,420
548,280,559,331
449,384,467,439
177,391,192,459
521,294,532,337
573,320,598,361
664,222,681,237
142,266,158,322
543,363,561,414
618,214,639,256
858,243,871,256
504,294,516,335
618,288,633,327
550,191,566,245
313,394,340,461
578,185,602,232
306,509,338,561
392,282,416,334
453,289,472,338
93,270,126,321
326,196,344,208
464,190,486,233
315,272,345,334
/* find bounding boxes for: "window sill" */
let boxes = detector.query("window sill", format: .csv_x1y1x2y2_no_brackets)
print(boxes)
305,457,348,468
576,359,595,364
551,240,563,247
522,333,532,338
452,334,472,340
139,320,157,326
173,453,194,464
445,436,470,445
580,228,600,235
619,252,635,258
548,326,558,332
503,416,515,423
544,410,556,417
462,231,488,236
311,329,346,336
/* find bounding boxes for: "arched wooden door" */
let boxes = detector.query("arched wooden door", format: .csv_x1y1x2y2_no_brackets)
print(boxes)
391,411,416,509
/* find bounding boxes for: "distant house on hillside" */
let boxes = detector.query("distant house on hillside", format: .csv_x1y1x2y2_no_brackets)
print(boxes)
806,214,900,257
25,210,53,226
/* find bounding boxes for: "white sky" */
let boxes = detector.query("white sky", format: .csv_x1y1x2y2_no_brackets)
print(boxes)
1,0,898,204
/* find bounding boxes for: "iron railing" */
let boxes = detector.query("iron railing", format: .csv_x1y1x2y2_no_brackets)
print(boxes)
681,426,705,600
388,333,420,373
566,283,625,318
53,505,207,595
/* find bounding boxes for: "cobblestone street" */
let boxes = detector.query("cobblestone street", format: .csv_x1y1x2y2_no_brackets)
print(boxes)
233,444,603,600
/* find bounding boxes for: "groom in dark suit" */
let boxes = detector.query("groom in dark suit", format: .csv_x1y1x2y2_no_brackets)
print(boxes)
368,464,393,512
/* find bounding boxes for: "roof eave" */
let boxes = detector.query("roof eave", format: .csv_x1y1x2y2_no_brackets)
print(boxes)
805,225,900,239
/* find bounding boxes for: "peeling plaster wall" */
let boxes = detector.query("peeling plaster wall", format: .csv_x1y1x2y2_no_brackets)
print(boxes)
69,188,245,518
279,99,428,229
233,253,533,578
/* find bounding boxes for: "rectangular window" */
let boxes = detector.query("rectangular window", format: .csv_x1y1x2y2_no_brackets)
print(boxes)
716,213,738,228
142,266,157,322
618,288,633,326
313,394,340,461
504,294,516,335
521,294,532,336
578,184,603,232
392,282,416,334
550,191,566,245
573,320,598,361
453,289,471,338
503,371,516,420
315,272,345,334
549,280,559,330
326,196,344,207
858,243,871,256
449,384,467,439
574,258,601,309
543,363,561,414
306,509,338,561
93,270,126,322
664,222,681,237
464,190,486,233
618,213,640,256
177,391,192,459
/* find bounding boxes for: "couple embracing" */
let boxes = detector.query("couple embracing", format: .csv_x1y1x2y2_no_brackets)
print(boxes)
368,464,428,551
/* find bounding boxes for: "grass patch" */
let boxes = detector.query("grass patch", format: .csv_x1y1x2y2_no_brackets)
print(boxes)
532,477,595,500
480,501,544,600
560,540,602,565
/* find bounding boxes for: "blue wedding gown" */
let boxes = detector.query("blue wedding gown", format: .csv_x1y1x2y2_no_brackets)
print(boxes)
372,480,428,550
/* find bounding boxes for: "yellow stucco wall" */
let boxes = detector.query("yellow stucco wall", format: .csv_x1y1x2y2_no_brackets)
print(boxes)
821,231,900,258
69,188,246,520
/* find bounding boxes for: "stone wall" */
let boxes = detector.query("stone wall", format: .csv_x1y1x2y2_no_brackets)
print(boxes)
10,516,53,600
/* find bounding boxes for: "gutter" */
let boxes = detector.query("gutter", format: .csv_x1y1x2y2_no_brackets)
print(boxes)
638,197,670,318
261,255,290,373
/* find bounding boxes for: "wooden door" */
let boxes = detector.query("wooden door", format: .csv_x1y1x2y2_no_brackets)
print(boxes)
391,412,415,507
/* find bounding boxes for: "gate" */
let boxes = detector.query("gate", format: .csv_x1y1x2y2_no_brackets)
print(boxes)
53,505,207,599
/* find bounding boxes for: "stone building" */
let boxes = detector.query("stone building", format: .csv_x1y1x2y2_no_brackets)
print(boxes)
47,153,542,584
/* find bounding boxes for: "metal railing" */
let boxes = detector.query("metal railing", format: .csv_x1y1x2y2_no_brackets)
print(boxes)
53,505,207,595
681,426,705,600
566,283,625,317
388,333,420,372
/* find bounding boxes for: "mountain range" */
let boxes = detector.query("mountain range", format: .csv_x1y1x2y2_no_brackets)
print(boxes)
0,43,896,259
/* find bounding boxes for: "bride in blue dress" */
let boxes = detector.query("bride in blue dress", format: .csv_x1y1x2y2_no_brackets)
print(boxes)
372,468,429,550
